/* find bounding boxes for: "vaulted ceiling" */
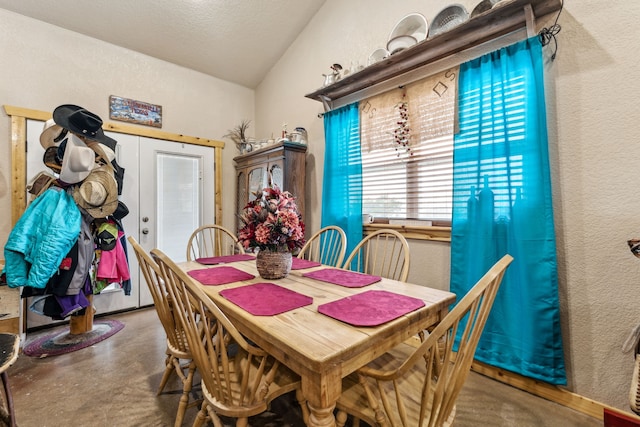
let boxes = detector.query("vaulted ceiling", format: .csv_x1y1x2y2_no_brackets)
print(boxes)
0,0,326,88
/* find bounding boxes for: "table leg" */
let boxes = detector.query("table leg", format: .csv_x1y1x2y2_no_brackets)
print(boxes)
302,371,341,427
306,401,336,427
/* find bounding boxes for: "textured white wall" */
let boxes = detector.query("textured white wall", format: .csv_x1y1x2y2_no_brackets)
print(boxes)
0,8,253,245
255,0,640,412
3,0,640,414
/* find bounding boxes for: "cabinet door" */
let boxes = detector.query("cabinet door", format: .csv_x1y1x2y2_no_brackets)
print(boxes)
237,170,248,211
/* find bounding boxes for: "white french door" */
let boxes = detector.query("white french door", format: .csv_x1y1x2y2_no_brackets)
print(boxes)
25,120,215,327
114,134,215,307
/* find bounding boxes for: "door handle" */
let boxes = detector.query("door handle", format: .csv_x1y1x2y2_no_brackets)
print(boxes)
142,228,149,235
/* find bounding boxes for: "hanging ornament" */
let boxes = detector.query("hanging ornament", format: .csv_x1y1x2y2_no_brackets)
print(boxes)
392,92,412,157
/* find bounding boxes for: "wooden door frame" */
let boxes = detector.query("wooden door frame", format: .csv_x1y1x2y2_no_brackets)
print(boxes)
4,105,225,226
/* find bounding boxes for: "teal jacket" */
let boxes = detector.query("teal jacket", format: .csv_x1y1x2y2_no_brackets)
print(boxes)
4,188,81,289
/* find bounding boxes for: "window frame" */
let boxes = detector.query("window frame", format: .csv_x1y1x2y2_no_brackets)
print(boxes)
359,70,457,242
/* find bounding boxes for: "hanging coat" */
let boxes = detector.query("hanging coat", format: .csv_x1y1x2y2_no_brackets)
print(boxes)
4,188,81,289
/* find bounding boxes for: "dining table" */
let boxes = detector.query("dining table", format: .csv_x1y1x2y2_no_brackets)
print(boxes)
178,255,456,427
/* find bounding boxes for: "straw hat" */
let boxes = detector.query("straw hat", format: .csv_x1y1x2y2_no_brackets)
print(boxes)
59,134,96,184
72,165,118,218
40,118,68,149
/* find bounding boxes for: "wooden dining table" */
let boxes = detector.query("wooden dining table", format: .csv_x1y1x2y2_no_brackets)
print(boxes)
178,257,456,427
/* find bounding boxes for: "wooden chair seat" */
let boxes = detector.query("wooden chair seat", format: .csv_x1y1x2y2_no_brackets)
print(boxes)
337,341,456,427
0,333,19,427
198,349,301,419
336,255,513,427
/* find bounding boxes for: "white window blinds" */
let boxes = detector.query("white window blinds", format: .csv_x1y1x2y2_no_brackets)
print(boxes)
360,67,458,221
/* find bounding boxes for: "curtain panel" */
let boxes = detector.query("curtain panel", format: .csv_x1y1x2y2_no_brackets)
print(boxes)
450,37,566,385
321,103,362,258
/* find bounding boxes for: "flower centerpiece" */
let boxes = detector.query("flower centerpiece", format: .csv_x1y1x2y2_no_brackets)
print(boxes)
238,186,305,279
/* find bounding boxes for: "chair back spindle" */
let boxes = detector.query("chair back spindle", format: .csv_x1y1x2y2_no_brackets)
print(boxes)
186,224,245,262
343,229,410,281
297,225,347,267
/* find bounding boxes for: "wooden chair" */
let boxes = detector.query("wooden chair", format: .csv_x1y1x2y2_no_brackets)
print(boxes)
127,237,200,427
0,333,19,427
151,248,309,427
342,229,410,281
297,225,347,267
186,224,245,262
335,255,513,427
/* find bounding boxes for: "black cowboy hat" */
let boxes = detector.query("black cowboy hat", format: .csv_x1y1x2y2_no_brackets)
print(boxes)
52,104,117,151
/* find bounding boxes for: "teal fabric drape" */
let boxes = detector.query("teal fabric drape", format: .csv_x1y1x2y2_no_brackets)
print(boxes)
451,37,566,385
321,103,362,258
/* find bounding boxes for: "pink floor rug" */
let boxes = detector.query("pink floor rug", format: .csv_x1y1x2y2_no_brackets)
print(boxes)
23,319,125,358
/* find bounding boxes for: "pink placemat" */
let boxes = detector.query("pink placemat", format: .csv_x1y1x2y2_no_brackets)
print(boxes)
302,268,381,288
195,254,255,265
291,258,322,270
318,290,425,327
220,282,313,316
187,266,255,286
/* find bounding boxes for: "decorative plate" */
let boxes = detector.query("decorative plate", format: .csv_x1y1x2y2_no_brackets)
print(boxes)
386,35,417,55
470,0,502,19
389,13,429,43
430,4,469,37
368,48,390,66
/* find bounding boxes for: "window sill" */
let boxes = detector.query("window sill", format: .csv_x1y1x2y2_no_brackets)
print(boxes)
364,223,451,242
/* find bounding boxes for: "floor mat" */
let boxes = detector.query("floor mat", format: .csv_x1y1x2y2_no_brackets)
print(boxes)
23,319,124,358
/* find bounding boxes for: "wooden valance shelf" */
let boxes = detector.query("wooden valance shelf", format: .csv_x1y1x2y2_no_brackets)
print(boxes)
305,0,561,107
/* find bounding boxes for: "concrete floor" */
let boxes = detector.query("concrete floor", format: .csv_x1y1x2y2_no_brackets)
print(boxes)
6,307,603,427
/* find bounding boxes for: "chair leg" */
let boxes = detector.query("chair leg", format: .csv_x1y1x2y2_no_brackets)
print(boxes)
237,417,249,427
157,353,175,395
193,403,208,427
175,361,197,427
1,372,15,427
336,410,348,427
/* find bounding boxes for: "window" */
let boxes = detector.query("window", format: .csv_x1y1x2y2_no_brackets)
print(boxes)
453,71,528,223
360,68,458,223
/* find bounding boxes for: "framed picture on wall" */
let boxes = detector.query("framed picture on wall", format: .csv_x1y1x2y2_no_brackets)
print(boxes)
109,95,162,128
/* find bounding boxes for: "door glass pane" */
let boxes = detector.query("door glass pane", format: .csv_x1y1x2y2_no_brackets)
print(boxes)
157,153,201,262
248,167,265,198
270,164,283,190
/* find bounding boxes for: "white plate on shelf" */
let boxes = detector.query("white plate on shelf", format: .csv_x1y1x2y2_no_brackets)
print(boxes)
387,35,417,55
470,0,502,18
368,48,390,65
389,13,429,43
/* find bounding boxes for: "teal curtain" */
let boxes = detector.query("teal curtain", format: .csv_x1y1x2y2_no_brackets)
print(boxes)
321,103,362,258
451,37,566,385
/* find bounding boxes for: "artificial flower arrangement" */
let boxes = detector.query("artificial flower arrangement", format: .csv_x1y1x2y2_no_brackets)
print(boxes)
238,186,305,253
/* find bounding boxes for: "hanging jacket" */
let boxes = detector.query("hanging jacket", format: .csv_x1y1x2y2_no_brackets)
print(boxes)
96,230,130,286
47,211,94,296
4,188,81,289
